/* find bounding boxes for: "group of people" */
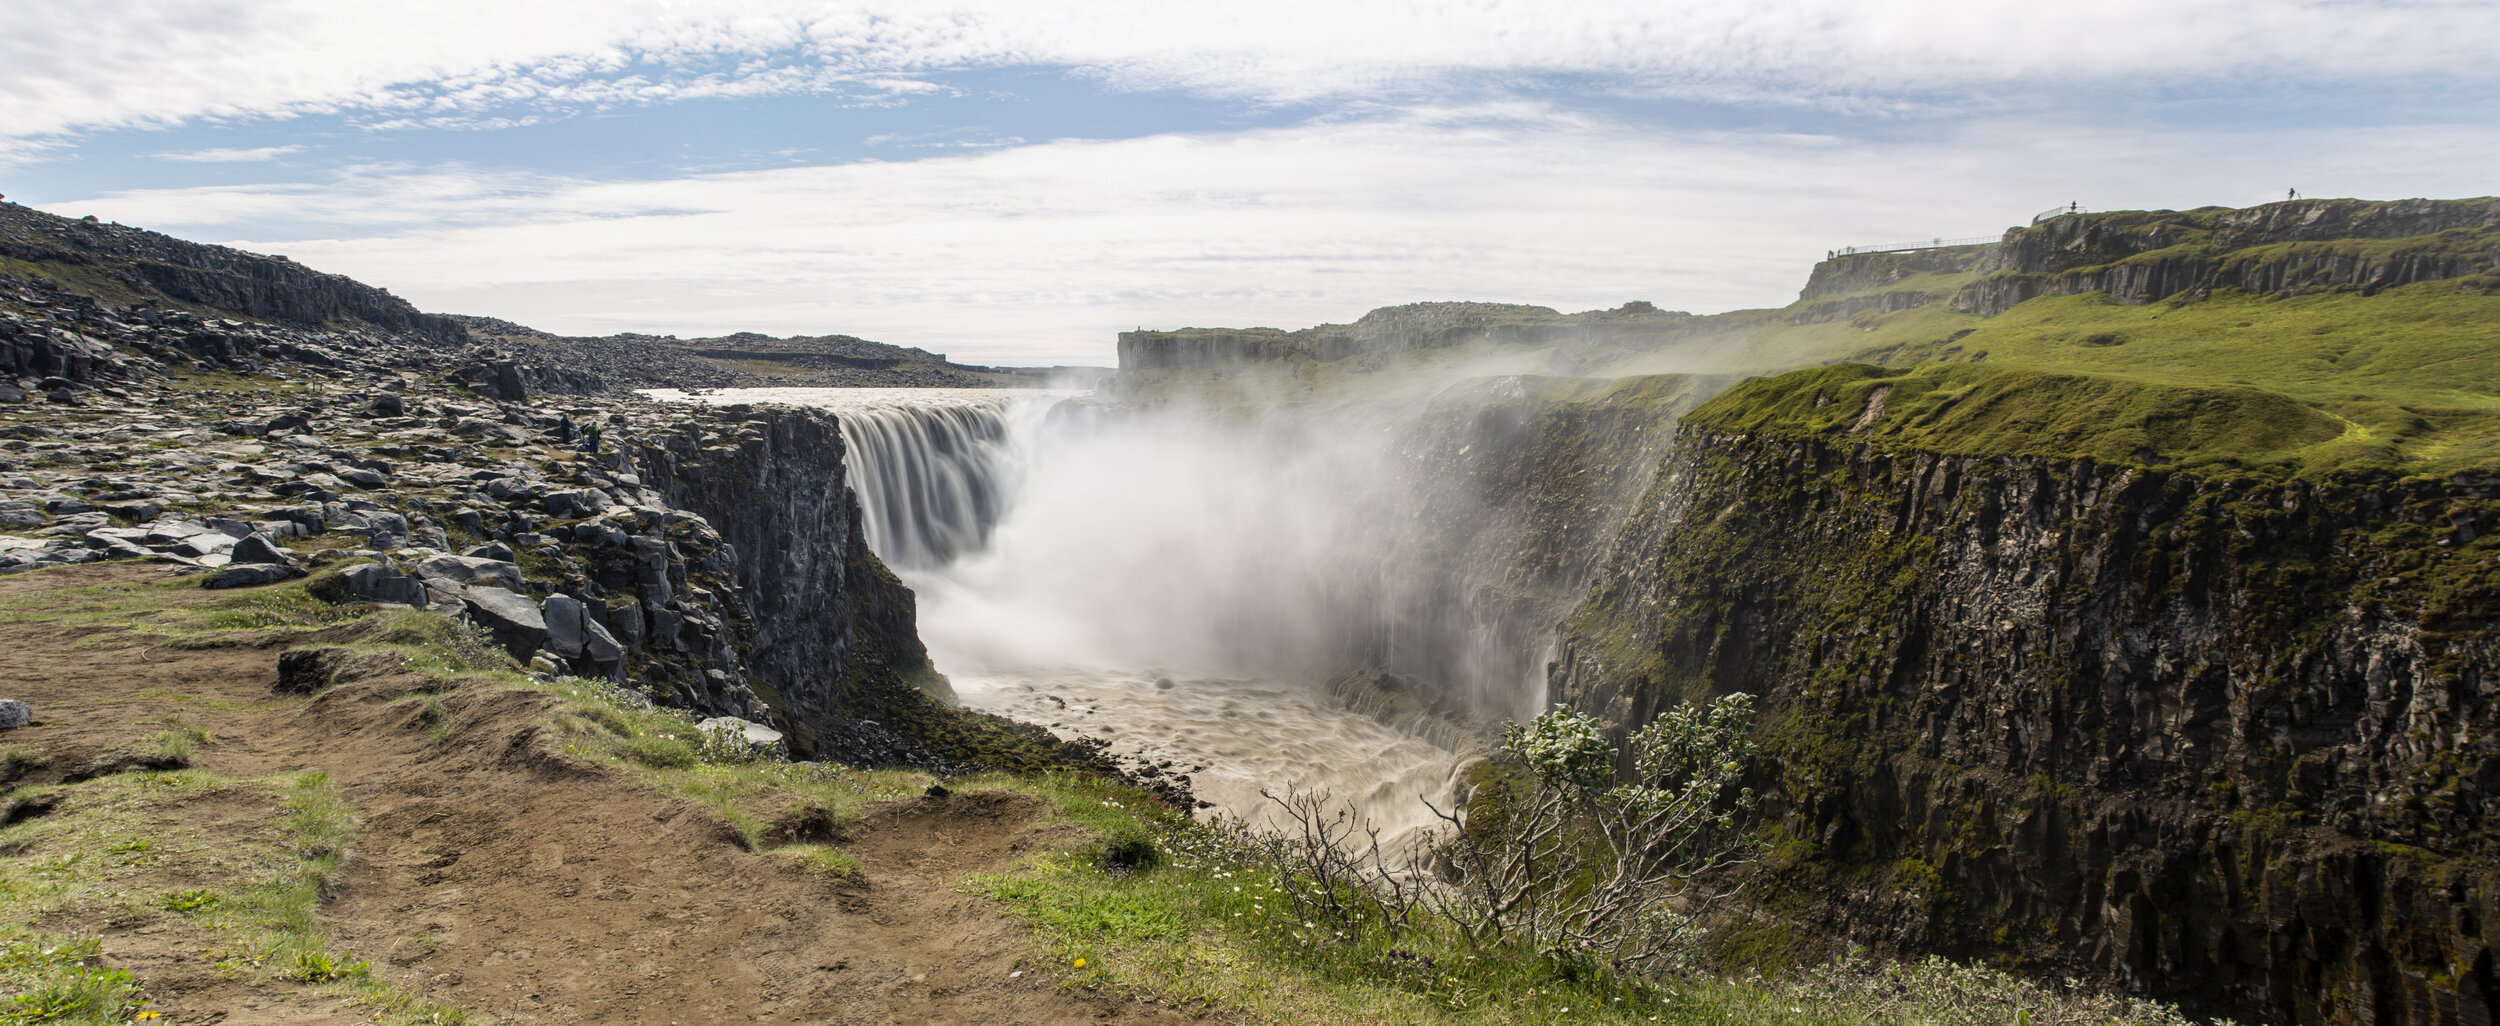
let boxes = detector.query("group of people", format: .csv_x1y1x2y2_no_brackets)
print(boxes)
556,415,603,454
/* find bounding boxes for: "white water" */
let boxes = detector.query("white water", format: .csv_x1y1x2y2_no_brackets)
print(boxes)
642,386,1480,838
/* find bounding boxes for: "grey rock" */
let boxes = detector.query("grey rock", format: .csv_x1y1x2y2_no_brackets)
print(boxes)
582,615,624,666
462,586,548,655
228,532,295,566
542,593,587,659
338,467,390,489
695,716,784,750
173,534,237,558
648,607,683,651
205,563,303,589
604,599,644,651
341,563,428,606
142,520,210,545
412,553,523,591
0,699,27,729
461,541,515,561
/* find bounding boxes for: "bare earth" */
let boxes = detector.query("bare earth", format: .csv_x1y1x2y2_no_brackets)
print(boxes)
0,563,1199,1026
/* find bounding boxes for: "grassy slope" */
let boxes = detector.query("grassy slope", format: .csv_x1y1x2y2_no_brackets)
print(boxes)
1667,265,2500,479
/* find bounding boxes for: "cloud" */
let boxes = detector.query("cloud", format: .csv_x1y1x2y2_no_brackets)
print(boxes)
153,145,304,163
60,109,2500,366
3,1,2495,144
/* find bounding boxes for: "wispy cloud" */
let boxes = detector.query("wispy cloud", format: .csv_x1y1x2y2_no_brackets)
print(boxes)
3,2,2495,144
153,145,303,163
63,111,2500,366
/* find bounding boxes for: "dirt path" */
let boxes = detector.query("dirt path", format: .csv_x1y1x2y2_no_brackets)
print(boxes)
0,564,1199,1025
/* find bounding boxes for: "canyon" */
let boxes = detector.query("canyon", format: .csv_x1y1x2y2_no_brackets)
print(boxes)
0,195,2495,1024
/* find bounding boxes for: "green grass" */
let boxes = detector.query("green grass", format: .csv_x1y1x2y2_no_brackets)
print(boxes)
0,573,359,649
0,765,465,1025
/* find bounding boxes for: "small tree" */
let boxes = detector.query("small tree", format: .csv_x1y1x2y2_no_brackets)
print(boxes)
1424,693,1761,973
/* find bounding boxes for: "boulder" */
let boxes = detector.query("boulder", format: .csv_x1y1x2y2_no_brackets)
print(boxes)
542,593,587,659
338,467,390,489
462,586,548,655
227,532,295,566
413,553,524,592
695,716,784,750
341,563,429,606
461,541,515,561
142,520,210,545
173,534,237,558
0,698,27,730
206,563,304,589
582,616,624,666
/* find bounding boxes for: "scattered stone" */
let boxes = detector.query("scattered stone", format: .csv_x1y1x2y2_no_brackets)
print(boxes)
0,699,29,729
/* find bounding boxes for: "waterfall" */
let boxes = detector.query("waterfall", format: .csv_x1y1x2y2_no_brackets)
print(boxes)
834,397,1019,571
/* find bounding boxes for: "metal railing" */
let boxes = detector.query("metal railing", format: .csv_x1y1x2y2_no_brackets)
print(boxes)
1828,234,2003,258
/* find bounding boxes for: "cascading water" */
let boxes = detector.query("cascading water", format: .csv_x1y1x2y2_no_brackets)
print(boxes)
643,385,1540,840
813,390,1024,571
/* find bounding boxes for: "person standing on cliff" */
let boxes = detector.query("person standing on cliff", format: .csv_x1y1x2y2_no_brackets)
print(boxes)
581,422,602,455
556,414,577,443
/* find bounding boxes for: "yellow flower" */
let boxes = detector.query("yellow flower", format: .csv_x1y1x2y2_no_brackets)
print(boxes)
1072,958,1086,969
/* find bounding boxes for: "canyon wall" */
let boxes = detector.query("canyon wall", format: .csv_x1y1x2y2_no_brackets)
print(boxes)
1551,387,2500,1025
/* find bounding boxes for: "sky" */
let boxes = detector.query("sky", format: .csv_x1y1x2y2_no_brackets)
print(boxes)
4,2,2498,366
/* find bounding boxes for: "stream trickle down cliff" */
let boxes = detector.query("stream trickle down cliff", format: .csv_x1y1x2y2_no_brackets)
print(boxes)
646,386,1480,838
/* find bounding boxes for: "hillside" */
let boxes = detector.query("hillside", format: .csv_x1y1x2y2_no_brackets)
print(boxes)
0,201,1072,395
1122,196,2500,478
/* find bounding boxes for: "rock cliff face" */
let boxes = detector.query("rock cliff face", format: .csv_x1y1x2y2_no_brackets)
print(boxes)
626,403,940,760
1953,198,2500,315
1552,409,2500,1025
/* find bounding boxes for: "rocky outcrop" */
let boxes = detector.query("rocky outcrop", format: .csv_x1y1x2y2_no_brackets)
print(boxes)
1797,245,1993,301
1953,198,2500,315
1552,416,2500,1025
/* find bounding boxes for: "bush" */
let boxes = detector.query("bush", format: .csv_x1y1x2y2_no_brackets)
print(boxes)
1425,694,1761,973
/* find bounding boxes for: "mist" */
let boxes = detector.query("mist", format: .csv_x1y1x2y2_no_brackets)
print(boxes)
647,356,1703,834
